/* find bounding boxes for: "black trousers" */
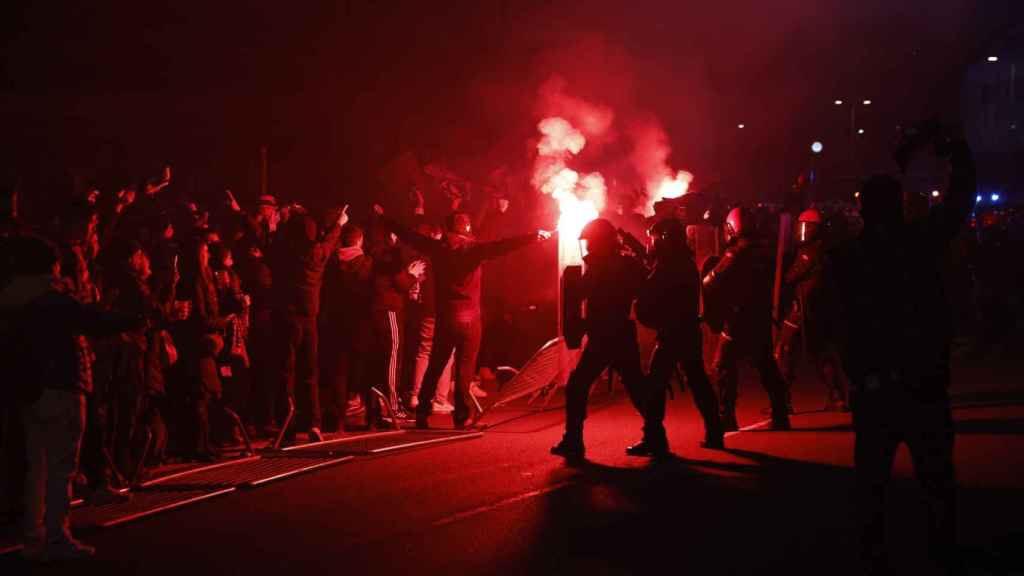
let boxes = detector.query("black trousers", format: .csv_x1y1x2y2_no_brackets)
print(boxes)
711,332,789,419
645,327,721,441
320,324,368,428
774,316,845,406
563,323,650,441
853,387,956,567
249,309,277,429
370,310,404,415
416,308,482,425
274,313,321,432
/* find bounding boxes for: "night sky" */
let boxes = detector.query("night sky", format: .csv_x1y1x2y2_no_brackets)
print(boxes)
1,1,1017,215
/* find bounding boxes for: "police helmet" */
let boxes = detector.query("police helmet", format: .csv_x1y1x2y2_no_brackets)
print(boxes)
579,218,618,256
796,208,822,244
724,207,746,244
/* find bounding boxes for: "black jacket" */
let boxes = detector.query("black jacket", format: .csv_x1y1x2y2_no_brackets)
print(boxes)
636,249,700,336
579,252,647,337
268,215,341,318
382,216,537,318
1,275,140,398
831,141,975,394
702,236,776,343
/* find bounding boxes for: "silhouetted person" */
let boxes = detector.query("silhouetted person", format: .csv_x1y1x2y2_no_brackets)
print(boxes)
375,205,549,429
319,223,374,431
551,218,652,461
775,208,848,412
1,235,140,561
832,130,975,574
267,207,347,443
636,218,724,454
702,207,791,431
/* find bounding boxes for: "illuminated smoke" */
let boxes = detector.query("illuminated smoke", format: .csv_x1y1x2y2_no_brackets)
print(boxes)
533,116,606,265
628,119,693,215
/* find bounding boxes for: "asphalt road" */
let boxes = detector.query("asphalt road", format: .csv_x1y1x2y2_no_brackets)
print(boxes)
4,355,1024,576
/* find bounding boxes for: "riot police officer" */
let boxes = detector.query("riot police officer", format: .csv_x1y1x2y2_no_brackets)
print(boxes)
634,218,724,455
702,207,791,431
775,208,848,412
551,218,652,461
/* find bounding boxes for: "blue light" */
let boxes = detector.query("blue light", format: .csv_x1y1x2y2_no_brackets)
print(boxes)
991,193,1001,202
976,195,982,203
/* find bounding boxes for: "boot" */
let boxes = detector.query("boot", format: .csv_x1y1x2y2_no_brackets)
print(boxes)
551,429,585,461
770,412,791,430
625,437,670,458
701,419,725,449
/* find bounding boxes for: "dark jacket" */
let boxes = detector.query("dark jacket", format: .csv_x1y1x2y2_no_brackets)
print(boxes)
104,272,175,396
636,248,700,336
268,215,341,318
831,141,975,395
702,236,776,343
0,275,140,398
321,247,373,332
781,239,839,350
382,216,537,318
371,245,417,313
579,252,647,337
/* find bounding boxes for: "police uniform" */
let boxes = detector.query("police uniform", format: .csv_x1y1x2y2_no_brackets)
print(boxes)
552,220,652,460
703,216,791,431
636,221,723,453
774,225,848,411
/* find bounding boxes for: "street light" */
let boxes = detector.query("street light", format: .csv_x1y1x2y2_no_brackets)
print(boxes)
737,123,745,129
931,190,941,198
833,98,874,174
811,141,823,154
988,56,999,62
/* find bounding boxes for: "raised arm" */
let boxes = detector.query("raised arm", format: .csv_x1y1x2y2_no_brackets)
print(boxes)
374,205,444,257
473,231,546,262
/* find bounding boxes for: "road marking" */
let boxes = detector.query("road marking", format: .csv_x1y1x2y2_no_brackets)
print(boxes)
724,418,773,438
432,480,575,527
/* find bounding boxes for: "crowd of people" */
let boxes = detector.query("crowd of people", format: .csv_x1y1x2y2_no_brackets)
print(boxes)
1,120,1019,571
0,171,546,560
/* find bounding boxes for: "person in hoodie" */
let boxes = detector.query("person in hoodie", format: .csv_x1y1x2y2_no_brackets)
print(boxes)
1,234,140,561
102,242,176,483
320,223,374,430
178,236,229,461
367,226,426,424
374,204,551,429
267,206,347,443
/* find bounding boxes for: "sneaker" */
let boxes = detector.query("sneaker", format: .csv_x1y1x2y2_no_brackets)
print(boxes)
87,485,132,506
308,427,324,443
345,396,365,416
470,381,488,398
46,538,96,560
431,400,454,414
